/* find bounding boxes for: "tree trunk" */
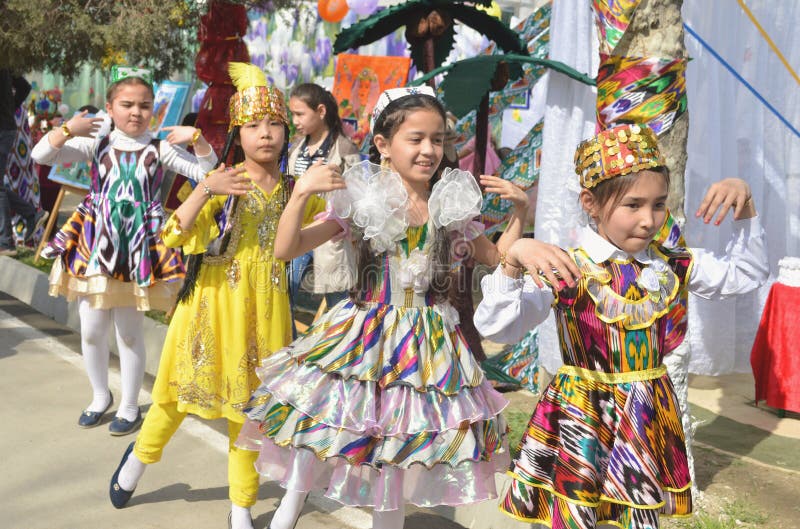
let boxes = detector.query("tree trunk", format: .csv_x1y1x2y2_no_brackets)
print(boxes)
473,93,490,176
424,37,436,87
614,0,688,221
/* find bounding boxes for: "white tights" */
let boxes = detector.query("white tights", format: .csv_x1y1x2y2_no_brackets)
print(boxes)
78,298,145,421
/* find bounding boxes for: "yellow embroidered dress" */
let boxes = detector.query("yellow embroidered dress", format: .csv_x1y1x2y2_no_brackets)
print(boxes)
151,176,323,422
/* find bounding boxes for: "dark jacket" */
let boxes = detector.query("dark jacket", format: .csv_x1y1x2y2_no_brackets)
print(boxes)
0,70,31,131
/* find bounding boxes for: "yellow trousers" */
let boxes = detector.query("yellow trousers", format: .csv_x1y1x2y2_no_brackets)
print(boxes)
133,402,259,507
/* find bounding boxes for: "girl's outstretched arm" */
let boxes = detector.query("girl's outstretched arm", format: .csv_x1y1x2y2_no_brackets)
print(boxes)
172,164,250,232
274,161,346,261
689,178,768,299
31,110,104,165
470,175,529,266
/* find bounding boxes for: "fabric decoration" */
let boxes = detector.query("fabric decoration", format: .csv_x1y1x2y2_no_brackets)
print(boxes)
228,62,288,129
328,159,409,254
370,85,436,133
110,65,154,86
3,106,41,244
596,53,688,135
481,119,543,233
428,167,482,232
591,0,643,54
575,123,665,189
331,54,412,146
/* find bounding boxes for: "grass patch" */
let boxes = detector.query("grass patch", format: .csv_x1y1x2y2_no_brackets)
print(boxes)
505,409,530,458
722,499,768,525
666,499,769,529
13,247,54,274
669,514,736,529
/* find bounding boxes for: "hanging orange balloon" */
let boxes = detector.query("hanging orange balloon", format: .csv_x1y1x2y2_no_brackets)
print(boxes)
318,0,349,23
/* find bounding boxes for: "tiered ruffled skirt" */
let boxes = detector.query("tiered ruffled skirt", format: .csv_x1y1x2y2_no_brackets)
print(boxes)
236,299,510,510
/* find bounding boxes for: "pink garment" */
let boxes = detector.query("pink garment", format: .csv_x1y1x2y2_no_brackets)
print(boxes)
458,137,502,175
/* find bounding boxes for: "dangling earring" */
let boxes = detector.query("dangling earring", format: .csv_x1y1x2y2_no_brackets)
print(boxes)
380,155,390,170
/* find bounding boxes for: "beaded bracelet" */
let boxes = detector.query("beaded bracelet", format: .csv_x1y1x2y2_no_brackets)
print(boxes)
201,183,213,198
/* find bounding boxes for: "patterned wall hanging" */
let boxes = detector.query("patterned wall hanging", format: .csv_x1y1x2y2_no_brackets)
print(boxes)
596,53,688,135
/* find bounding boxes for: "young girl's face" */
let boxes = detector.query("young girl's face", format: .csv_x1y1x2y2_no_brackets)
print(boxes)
238,116,286,164
589,170,669,255
379,109,444,186
288,97,326,138
105,83,153,137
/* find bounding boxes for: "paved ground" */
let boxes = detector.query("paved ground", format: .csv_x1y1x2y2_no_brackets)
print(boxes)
0,293,472,529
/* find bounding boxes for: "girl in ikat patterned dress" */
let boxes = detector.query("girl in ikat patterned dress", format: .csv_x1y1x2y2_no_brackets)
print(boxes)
31,66,218,434
107,63,328,529
235,86,530,529
475,123,769,529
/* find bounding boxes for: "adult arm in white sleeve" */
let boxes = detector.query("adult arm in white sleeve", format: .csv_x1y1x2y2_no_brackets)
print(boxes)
688,216,769,299
474,266,555,344
31,134,96,166
158,142,218,182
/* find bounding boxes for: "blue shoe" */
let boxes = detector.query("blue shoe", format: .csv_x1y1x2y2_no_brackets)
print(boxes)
110,442,136,509
109,409,142,436
78,392,113,428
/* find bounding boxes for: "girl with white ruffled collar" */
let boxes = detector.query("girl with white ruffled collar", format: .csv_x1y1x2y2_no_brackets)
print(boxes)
235,86,530,529
474,124,768,529
31,66,217,435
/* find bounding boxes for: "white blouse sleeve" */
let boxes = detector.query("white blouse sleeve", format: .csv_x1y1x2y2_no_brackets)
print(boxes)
474,266,555,344
688,216,769,299
158,142,218,182
31,133,96,165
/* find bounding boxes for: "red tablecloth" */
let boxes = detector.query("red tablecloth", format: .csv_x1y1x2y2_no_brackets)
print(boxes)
751,282,800,413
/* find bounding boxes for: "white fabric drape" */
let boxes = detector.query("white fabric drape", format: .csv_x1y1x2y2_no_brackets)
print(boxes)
534,0,599,374
682,0,800,374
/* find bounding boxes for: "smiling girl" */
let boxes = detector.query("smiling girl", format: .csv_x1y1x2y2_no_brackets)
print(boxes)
31,67,216,435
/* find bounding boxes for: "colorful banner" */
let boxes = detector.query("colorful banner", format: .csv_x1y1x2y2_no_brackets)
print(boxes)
591,0,642,54
596,54,688,135
484,329,541,394
332,54,412,147
481,120,543,232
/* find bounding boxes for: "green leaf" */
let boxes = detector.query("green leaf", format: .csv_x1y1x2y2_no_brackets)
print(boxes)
333,1,426,54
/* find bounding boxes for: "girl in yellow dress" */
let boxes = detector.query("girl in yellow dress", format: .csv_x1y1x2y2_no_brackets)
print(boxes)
107,63,331,529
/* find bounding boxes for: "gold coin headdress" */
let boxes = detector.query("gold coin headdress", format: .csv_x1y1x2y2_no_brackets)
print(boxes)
574,124,665,189
228,62,288,130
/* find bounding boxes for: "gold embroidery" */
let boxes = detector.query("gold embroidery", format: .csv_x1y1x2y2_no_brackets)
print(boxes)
227,259,241,290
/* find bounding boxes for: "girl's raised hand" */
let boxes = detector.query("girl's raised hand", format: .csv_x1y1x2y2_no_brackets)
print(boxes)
202,164,252,196
294,160,346,197
507,238,580,290
162,126,199,146
480,175,529,210
65,110,104,138
696,178,756,225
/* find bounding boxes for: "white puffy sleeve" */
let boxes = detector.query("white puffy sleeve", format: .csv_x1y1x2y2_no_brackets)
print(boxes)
474,266,555,344
31,134,96,165
158,142,218,182
688,216,769,299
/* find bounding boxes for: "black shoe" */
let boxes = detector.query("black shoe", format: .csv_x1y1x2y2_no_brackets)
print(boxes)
78,392,114,428
110,442,136,509
109,409,142,436
24,210,49,243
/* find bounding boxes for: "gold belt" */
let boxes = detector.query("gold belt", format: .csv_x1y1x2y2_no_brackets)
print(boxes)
557,364,667,383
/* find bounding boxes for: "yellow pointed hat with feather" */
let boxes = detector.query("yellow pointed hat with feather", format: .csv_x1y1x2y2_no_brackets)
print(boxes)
228,62,288,130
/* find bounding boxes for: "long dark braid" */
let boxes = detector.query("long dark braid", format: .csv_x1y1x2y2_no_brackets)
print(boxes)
350,94,452,305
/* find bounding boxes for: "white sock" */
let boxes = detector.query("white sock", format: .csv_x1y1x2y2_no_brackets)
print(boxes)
230,504,254,529
117,449,146,492
270,489,308,529
78,299,112,412
112,307,146,421
372,506,405,529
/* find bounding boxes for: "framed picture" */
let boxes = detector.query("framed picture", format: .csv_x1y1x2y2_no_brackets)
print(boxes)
508,89,531,110
47,160,91,191
149,81,192,140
